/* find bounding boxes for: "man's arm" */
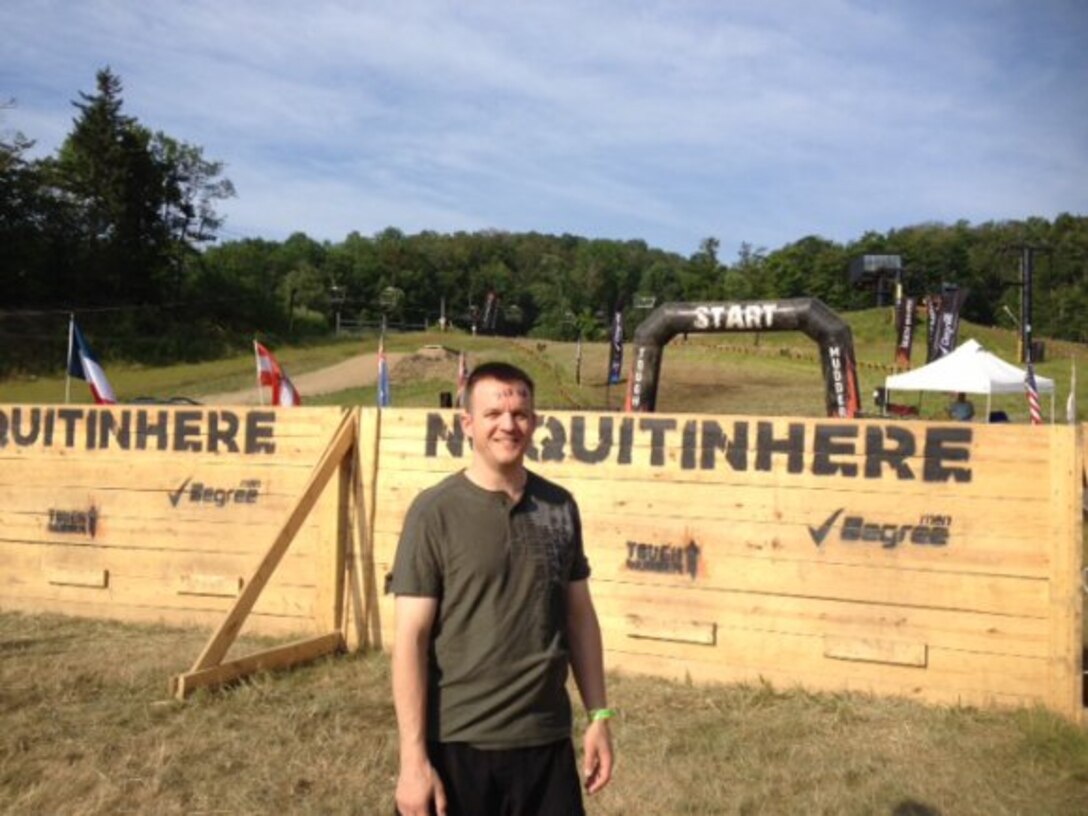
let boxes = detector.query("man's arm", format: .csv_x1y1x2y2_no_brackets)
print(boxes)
392,595,447,816
566,579,614,795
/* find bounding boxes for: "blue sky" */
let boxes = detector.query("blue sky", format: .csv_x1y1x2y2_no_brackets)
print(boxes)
2,1,1086,259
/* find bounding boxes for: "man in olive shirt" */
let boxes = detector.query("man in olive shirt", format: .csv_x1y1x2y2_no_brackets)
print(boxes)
392,362,614,816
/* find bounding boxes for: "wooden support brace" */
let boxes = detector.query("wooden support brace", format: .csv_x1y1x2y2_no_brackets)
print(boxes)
48,568,109,588
186,408,358,675
626,614,717,646
172,632,343,699
823,636,928,668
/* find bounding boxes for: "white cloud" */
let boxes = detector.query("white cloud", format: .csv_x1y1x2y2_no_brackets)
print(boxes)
2,0,1086,256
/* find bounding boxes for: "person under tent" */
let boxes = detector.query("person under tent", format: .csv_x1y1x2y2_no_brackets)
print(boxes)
948,392,975,421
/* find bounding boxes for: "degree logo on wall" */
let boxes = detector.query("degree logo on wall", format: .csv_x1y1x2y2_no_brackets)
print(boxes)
808,508,952,549
168,477,262,508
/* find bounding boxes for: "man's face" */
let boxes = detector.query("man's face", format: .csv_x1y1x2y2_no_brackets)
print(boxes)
461,377,536,471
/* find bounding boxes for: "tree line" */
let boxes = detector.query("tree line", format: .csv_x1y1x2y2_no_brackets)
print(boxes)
3,70,1087,375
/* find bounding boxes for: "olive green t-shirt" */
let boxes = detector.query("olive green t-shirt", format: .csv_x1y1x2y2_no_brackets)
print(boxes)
390,470,590,749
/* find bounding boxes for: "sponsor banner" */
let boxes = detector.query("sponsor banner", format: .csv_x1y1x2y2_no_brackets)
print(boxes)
824,342,860,418
608,310,624,385
894,296,917,368
927,289,969,361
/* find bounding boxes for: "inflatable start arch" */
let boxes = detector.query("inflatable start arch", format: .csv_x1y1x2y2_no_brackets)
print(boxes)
625,297,861,417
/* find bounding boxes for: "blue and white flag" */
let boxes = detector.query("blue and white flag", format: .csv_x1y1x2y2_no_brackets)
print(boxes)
67,318,117,405
377,335,390,408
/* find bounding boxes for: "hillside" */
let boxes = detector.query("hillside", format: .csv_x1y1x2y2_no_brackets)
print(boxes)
2,308,1084,423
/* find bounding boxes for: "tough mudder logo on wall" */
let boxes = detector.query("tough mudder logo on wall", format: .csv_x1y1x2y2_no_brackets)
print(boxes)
47,507,99,538
808,509,952,548
625,539,701,579
169,477,263,508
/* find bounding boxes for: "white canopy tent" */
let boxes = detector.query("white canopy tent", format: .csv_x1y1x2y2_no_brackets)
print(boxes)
883,338,1055,422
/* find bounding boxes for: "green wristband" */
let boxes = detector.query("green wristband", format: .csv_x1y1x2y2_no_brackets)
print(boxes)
588,707,616,722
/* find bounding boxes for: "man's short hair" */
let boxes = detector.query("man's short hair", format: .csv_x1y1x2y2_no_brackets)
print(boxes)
464,362,535,411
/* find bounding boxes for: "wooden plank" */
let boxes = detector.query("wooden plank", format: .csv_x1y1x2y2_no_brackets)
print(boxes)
590,580,1049,659
0,596,320,637
372,471,1053,533
374,454,1051,503
0,508,323,554
315,451,349,635
189,408,356,672
625,614,716,645
373,529,1048,617
2,570,316,618
372,510,1051,581
177,573,242,597
602,649,1035,711
603,621,1050,699
1046,423,1084,719
0,540,318,589
0,459,320,490
342,407,383,652
171,632,343,699
48,568,109,588
823,635,928,667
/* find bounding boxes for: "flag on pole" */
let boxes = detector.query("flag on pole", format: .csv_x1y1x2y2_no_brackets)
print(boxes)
893,296,917,369
608,309,624,385
1068,359,1077,424
1024,362,1043,425
456,350,469,407
254,341,301,406
67,318,117,405
377,334,390,408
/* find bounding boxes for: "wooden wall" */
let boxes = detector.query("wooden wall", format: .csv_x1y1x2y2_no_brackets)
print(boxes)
0,405,347,637
2,403,1083,720
372,409,1084,720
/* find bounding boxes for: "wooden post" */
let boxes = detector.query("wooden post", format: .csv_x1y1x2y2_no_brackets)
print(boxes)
343,407,383,651
1047,423,1085,720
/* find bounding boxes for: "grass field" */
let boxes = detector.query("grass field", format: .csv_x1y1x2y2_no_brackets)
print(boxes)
2,308,1087,813
2,308,1086,421
2,611,1087,816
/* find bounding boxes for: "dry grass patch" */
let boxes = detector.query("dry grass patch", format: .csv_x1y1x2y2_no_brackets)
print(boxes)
3,612,1088,815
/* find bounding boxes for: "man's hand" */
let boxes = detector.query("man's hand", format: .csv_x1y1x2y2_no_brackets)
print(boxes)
395,759,448,816
582,719,614,795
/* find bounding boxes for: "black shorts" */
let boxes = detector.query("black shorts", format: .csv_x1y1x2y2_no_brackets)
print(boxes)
398,738,585,816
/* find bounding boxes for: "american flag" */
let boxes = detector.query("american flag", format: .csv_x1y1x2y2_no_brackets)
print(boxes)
1024,362,1043,425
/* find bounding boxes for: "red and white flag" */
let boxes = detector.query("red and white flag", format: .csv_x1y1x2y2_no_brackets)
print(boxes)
1024,362,1043,425
67,318,117,405
456,350,469,407
254,341,301,406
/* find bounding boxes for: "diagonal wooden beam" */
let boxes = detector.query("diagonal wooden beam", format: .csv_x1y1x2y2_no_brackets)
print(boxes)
187,408,358,674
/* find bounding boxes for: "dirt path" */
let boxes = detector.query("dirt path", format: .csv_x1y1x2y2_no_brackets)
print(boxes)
202,352,407,405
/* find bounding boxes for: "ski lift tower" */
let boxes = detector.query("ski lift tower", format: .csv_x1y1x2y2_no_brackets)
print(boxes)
330,284,347,335
849,254,903,307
